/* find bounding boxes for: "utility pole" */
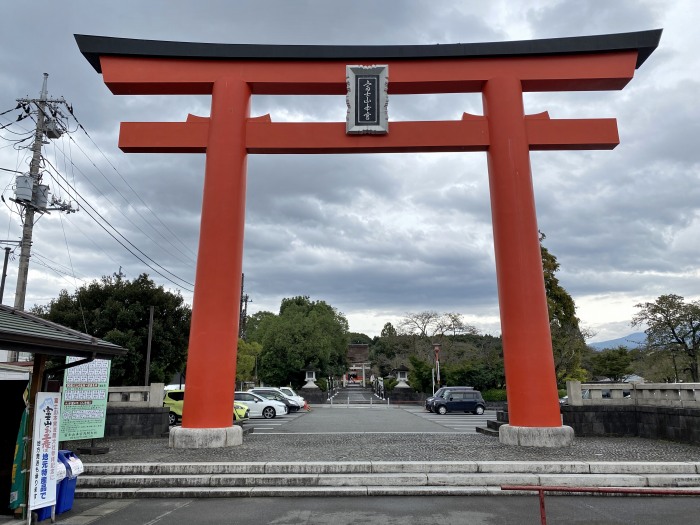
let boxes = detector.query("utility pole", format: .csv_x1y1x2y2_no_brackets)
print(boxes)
239,272,251,339
7,74,76,361
144,306,155,385
13,74,49,311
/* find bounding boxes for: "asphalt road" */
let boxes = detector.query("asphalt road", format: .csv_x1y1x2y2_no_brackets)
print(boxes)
245,405,497,434
28,494,700,525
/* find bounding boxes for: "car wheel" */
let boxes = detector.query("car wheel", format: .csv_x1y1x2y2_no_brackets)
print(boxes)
262,406,276,419
437,405,447,415
168,412,177,426
474,405,485,415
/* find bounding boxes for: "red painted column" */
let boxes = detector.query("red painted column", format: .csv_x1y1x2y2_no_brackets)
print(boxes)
182,78,250,428
482,76,561,427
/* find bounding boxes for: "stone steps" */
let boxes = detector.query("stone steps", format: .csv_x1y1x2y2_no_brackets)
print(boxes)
76,461,700,498
476,411,508,436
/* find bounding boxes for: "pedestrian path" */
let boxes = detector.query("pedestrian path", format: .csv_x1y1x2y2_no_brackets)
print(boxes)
406,407,497,433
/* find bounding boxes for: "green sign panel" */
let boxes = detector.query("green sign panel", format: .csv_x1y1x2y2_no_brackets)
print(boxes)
59,357,111,441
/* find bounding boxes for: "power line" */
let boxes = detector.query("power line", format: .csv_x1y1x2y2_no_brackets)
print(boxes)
43,157,194,291
50,134,196,268
66,109,197,263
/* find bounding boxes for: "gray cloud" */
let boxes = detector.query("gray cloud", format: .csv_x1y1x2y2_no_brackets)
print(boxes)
0,0,696,341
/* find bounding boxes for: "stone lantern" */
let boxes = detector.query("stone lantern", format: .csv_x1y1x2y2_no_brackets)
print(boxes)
394,365,410,388
301,366,319,389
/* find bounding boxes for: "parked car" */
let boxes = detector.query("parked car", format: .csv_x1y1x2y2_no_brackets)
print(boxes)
235,391,288,419
164,389,251,426
432,387,486,415
163,389,185,426
425,387,448,412
278,387,306,408
249,387,301,412
233,401,249,422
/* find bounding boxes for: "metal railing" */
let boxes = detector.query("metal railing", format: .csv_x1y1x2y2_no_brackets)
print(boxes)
501,485,700,525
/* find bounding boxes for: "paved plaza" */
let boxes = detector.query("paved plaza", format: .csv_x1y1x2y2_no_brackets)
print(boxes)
72,404,700,464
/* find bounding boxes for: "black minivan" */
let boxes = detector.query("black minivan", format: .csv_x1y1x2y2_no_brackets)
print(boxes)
432,387,486,415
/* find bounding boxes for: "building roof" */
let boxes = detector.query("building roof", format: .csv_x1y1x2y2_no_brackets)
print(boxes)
75,29,662,74
0,305,126,360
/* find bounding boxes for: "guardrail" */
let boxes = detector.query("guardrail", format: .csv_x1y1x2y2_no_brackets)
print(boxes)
107,382,164,408
501,485,700,525
566,381,700,408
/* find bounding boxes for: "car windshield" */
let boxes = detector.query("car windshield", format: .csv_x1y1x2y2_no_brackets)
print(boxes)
280,388,296,396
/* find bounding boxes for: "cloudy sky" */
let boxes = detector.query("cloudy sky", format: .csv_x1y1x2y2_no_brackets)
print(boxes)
0,1,697,342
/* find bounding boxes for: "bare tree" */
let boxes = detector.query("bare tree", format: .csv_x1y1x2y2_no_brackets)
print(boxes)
399,311,477,339
632,294,700,382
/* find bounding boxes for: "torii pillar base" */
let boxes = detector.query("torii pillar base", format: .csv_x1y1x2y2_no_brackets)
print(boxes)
169,426,243,449
499,425,574,448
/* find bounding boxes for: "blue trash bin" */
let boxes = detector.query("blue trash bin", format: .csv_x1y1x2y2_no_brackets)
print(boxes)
56,450,83,514
34,456,66,521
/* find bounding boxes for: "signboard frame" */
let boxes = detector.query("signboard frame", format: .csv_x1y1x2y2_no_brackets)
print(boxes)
346,65,389,134
59,356,111,441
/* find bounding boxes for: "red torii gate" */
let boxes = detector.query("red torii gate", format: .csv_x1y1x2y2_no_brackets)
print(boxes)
77,30,660,447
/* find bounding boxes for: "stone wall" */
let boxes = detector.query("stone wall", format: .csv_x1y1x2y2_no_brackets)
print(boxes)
301,388,327,404
387,388,425,404
561,405,700,444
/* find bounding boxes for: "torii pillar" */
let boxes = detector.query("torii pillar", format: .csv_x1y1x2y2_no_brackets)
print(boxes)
76,29,661,448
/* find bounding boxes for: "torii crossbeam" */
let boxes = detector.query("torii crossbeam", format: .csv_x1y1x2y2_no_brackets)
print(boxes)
76,29,661,448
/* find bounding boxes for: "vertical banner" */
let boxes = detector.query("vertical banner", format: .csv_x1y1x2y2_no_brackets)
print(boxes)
59,357,111,441
9,401,28,510
28,392,61,511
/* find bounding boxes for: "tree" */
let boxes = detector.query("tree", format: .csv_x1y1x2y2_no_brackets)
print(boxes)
348,332,372,345
380,322,397,338
540,233,589,384
244,311,277,343
258,296,349,387
407,355,433,393
633,294,700,381
590,346,633,381
236,339,263,384
399,311,477,339
32,271,191,386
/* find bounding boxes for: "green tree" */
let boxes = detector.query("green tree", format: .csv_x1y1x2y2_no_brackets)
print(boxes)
633,294,700,381
541,234,589,384
236,339,263,384
258,296,348,387
380,322,397,338
32,271,191,386
348,332,372,345
590,346,633,381
407,355,433,393
245,310,277,343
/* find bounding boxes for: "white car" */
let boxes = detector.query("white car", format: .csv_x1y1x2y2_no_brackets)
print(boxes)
278,387,306,409
234,391,288,419
248,387,302,412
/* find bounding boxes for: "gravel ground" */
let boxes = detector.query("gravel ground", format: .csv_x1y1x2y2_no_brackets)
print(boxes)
67,432,700,464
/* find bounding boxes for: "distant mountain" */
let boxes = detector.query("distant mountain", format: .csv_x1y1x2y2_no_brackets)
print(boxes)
588,332,646,351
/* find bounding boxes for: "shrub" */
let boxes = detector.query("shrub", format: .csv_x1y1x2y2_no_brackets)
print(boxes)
482,389,507,402
383,378,398,391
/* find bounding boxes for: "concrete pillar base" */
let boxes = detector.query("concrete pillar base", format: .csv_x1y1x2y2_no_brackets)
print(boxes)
169,425,243,449
499,424,574,448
